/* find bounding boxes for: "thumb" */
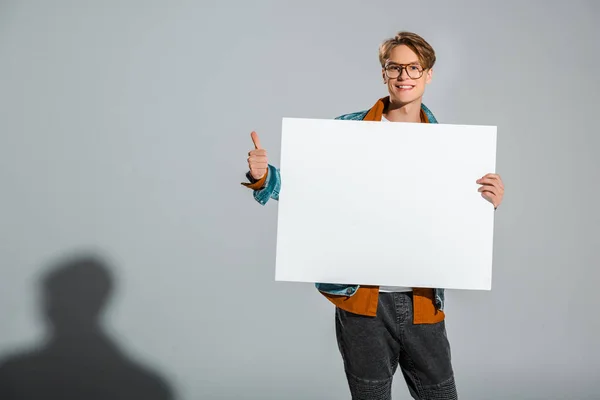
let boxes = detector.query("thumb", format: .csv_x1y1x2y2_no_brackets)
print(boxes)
251,131,262,149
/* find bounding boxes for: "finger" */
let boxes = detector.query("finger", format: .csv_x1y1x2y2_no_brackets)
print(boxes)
251,131,262,150
249,162,268,170
481,192,497,205
248,149,267,157
485,173,504,189
478,186,497,196
478,174,504,189
248,156,268,164
477,178,503,190
481,173,501,179
481,190,494,199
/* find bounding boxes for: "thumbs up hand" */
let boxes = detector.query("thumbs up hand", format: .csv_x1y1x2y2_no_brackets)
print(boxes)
247,131,268,180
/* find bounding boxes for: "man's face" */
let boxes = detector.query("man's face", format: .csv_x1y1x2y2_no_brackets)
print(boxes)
382,44,432,105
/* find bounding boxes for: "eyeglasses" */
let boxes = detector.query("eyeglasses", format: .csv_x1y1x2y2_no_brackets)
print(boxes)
384,63,425,80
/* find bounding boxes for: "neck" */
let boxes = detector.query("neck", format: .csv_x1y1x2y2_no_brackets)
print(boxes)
383,98,422,122
48,321,103,339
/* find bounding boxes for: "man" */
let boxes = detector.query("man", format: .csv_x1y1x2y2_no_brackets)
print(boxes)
242,31,504,400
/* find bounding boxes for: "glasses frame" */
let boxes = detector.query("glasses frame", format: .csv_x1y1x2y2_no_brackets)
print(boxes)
383,62,425,80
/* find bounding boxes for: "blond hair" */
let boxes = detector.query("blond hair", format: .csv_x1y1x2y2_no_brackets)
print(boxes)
378,31,436,69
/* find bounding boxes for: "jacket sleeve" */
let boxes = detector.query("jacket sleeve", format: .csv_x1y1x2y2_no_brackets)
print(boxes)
241,164,280,205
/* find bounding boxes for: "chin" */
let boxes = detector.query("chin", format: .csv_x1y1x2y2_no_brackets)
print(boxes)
389,93,421,106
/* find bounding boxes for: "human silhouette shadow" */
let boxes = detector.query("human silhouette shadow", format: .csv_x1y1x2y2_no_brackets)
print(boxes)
0,254,174,400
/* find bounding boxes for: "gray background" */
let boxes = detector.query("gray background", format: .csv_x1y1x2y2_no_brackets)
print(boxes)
1,0,599,399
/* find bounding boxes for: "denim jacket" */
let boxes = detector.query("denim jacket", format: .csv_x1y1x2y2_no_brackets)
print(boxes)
249,104,445,311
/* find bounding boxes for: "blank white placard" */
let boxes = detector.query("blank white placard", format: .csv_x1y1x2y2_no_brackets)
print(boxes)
274,117,497,290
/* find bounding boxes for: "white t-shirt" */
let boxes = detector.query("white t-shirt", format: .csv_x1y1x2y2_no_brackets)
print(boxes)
379,114,412,293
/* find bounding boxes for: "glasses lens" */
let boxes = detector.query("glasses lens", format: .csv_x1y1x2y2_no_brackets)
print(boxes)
385,66,399,78
407,65,423,79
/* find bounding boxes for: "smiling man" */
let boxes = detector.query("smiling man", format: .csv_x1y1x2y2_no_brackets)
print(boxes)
242,31,504,400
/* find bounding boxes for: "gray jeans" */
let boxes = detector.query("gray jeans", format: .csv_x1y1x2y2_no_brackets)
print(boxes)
335,292,457,400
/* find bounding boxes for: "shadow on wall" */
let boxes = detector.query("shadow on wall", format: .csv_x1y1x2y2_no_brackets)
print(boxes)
0,253,175,400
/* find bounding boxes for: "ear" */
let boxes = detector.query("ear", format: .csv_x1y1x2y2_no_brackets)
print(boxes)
382,68,387,84
425,68,433,84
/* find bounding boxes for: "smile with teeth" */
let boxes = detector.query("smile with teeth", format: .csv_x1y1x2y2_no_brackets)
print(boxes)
395,84,414,90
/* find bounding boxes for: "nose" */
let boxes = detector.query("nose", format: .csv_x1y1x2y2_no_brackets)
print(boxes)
398,67,410,80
